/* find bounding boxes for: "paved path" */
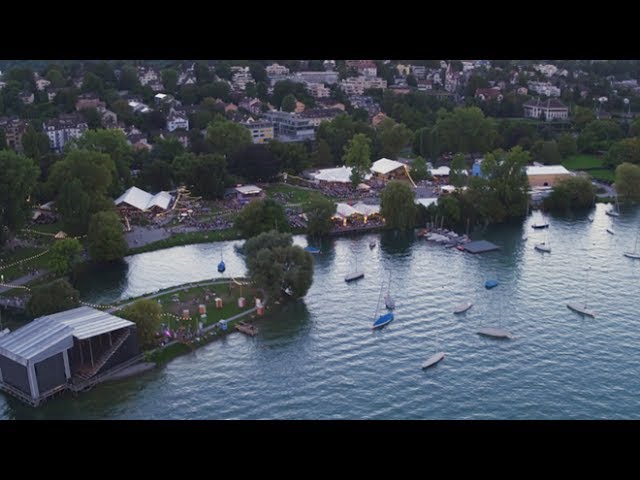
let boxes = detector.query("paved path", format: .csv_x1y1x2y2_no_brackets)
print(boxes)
0,270,48,295
125,226,171,249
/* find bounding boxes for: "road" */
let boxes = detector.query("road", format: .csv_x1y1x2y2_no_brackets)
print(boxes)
0,270,48,295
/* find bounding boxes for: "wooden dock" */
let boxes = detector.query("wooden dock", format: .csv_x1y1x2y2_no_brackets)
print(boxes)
235,321,258,336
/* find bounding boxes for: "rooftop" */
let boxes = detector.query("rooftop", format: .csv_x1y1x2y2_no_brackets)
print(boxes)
115,186,172,211
371,158,407,175
526,165,571,176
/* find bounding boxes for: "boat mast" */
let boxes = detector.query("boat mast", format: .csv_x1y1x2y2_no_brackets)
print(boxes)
374,280,384,319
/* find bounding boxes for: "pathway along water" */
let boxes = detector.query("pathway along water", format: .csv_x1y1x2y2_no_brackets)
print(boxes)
2,203,640,419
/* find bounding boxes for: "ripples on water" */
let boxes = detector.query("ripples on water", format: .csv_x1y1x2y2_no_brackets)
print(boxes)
2,203,640,419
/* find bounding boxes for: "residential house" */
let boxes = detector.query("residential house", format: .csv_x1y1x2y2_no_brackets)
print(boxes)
523,98,569,121
137,67,159,86
323,60,336,71
475,87,503,102
154,93,175,106
266,63,290,76
98,107,118,128
346,60,377,78
35,78,51,91
159,129,189,149
43,114,88,152
177,71,196,85
396,64,411,76
315,99,346,111
417,80,433,91
292,71,340,85
444,64,461,93
225,103,238,114
307,83,330,98
147,80,165,92
517,87,528,95
300,108,343,127
0,117,29,153
533,64,558,77
528,81,561,97
127,133,151,151
340,76,387,96
241,120,274,144
75,93,105,111
411,65,426,79
232,71,254,91
263,110,315,142
19,91,34,104
371,112,388,127
128,100,152,114
239,97,263,115
166,111,189,132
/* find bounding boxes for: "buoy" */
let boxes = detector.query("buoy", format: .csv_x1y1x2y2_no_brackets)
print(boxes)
238,297,246,308
215,297,223,309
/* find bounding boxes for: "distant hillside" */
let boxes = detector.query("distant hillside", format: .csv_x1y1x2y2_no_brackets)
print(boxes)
0,59,190,73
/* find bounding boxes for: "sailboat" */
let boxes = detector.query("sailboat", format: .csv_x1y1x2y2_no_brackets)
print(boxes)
566,267,596,317
369,240,376,249
372,281,394,329
605,194,620,217
384,271,395,309
217,252,226,273
422,333,446,369
624,228,640,259
344,253,364,282
477,295,514,339
453,302,473,314
534,228,551,253
531,211,549,229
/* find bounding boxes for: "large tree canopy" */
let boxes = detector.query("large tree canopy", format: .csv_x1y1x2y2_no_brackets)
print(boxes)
433,106,497,155
380,180,417,229
228,144,282,182
615,162,640,202
27,279,80,318
118,299,162,348
234,199,289,239
0,150,40,235
87,210,127,263
206,117,252,157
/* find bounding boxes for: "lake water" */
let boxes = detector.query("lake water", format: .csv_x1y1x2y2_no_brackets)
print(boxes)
2,203,640,419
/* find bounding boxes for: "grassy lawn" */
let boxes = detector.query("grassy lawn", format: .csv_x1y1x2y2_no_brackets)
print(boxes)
0,247,53,282
266,184,328,206
127,227,242,255
562,155,605,170
588,169,616,183
24,221,64,235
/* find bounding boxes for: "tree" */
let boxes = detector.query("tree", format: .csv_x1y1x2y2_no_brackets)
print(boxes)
243,231,314,300
410,156,429,181
74,129,135,195
449,153,467,187
406,74,418,88
317,113,375,163
47,149,115,202
573,106,596,131
194,62,213,84
81,72,104,96
281,93,297,113
79,107,102,130
607,137,640,168
0,150,40,233
343,133,372,188
200,82,231,102
245,82,257,98
21,125,51,163
234,199,289,238
27,279,80,318
45,69,66,88
311,139,334,168
138,160,174,192
305,196,337,237
533,140,561,164
543,176,596,211
118,299,162,348
630,117,640,137
268,141,310,174
578,120,624,154
380,180,417,229
152,136,185,163
214,61,232,81
434,106,497,154
249,62,267,83
376,118,413,159
161,69,178,92
206,117,252,157
87,211,127,262
118,66,140,91
557,133,578,158
56,178,91,235
615,162,640,202
174,153,228,199
228,144,281,182
48,237,82,276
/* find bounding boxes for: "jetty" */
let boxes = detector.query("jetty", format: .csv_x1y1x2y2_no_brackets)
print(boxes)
463,240,500,254
235,321,258,336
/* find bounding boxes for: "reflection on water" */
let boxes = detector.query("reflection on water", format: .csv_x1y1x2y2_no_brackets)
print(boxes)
2,203,640,419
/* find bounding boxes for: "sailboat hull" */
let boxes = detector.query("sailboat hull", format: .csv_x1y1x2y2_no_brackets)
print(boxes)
372,313,394,329
422,352,446,369
345,272,364,282
477,327,513,339
531,224,549,229
605,211,620,217
566,303,596,317
453,302,473,314
534,243,551,252
624,252,640,259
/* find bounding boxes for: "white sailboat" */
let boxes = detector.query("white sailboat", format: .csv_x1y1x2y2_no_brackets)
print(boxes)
453,302,473,314
624,228,640,259
383,271,395,310
344,253,364,282
566,266,596,317
605,194,620,217
422,333,446,369
477,294,514,340
534,228,551,253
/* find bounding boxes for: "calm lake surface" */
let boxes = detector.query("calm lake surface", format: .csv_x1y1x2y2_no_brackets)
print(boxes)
2,202,640,419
